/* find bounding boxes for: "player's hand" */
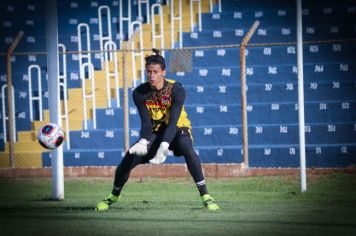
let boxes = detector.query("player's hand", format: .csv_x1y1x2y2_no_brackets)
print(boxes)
128,138,149,156
150,142,169,164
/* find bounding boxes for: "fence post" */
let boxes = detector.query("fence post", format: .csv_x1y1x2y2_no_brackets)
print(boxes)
6,31,23,168
122,43,130,153
240,21,259,168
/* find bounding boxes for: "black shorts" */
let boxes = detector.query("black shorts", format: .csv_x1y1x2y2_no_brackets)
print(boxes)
140,127,193,162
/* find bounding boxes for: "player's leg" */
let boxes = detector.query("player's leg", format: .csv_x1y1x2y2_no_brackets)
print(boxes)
171,129,220,210
111,133,163,194
95,134,161,211
95,152,143,211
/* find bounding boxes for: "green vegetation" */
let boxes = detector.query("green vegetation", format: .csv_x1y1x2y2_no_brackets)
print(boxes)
0,173,355,236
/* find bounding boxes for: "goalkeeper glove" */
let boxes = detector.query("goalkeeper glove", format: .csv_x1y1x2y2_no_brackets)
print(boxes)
150,142,169,164
128,138,149,156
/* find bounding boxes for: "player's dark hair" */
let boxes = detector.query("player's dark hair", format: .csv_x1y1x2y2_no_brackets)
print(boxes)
145,48,166,70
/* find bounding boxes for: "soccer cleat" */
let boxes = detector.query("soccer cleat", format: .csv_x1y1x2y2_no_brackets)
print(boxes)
202,194,220,211
95,194,120,211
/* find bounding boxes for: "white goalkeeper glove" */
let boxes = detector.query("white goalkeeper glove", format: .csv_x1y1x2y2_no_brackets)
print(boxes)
128,138,149,156
149,142,169,164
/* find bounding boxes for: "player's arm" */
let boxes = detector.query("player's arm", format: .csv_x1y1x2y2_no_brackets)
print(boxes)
128,89,152,156
133,89,152,140
162,82,185,143
150,82,185,164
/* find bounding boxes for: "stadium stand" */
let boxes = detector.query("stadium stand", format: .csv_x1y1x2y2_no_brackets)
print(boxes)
0,0,355,168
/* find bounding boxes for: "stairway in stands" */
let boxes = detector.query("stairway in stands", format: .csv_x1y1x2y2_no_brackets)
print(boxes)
0,0,212,167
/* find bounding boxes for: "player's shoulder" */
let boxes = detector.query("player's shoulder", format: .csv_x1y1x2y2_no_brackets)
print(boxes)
133,82,150,95
166,79,184,90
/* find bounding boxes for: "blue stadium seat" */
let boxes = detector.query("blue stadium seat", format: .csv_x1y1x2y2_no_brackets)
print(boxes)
1,0,355,168
41,144,356,167
249,144,356,168
303,62,356,81
69,129,124,150
304,43,356,63
201,10,295,29
182,28,296,46
166,66,241,85
95,107,141,129
305,123,356,144
91,101,356,130
191,47,297,67
42,149,124,167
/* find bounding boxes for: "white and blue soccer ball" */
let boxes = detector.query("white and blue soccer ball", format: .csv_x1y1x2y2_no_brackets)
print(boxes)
37,123,65,149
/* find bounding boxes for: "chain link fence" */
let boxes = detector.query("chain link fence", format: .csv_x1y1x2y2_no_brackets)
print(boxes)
2,37,355,168
0,42,244,168
1,0,355,168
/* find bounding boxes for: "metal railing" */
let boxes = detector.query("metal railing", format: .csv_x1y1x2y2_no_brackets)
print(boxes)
151,3,165,57
130,21,144,87
171,0,183,48
77,23,92,80
81,62,97,130
138,0,150,23
28,64,43,122
209,0,222,13
119,0,131,49
104,41,120,108
98,5,112,69
190,0,202,32
58,43,70,150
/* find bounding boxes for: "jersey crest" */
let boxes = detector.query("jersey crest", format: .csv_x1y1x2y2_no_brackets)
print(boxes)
145,81,173,130
144,79,191,131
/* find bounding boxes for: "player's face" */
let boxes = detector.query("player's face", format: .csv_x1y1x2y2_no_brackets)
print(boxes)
146,63,166,90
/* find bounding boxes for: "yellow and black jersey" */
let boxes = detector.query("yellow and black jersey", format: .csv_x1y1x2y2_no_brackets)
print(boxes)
132,79,191,143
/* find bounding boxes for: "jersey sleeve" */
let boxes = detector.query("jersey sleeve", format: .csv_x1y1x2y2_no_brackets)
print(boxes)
162,82,185,143
133,89,153,140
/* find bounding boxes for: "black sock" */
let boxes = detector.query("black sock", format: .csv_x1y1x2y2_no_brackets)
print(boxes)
196,180,208,196
111,186,123,196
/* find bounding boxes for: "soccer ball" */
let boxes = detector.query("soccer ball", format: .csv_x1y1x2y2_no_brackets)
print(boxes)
37,123,65,149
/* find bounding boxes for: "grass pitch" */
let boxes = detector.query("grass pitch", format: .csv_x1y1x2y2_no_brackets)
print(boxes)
0,173,355,236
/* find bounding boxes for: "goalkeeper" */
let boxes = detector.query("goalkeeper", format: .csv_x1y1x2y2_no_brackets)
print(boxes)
95,49,219,211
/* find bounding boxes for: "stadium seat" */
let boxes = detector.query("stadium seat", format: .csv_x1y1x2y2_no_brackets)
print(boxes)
1,0,355,168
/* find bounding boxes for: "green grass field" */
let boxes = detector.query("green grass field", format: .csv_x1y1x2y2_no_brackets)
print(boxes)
0,173,356,236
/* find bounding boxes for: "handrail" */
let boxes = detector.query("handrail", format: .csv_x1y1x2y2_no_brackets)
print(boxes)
1,84,16,143
81,63,96,130
28,64,43,122
98,5,112,69
77,23,92,80
119,0,131,49
190,0,202,32
58,43,70,150
130,21,144,87
104,41,120,108
138,0,150,23
171,0,183,48
209,0,222,13
151,3,165,57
